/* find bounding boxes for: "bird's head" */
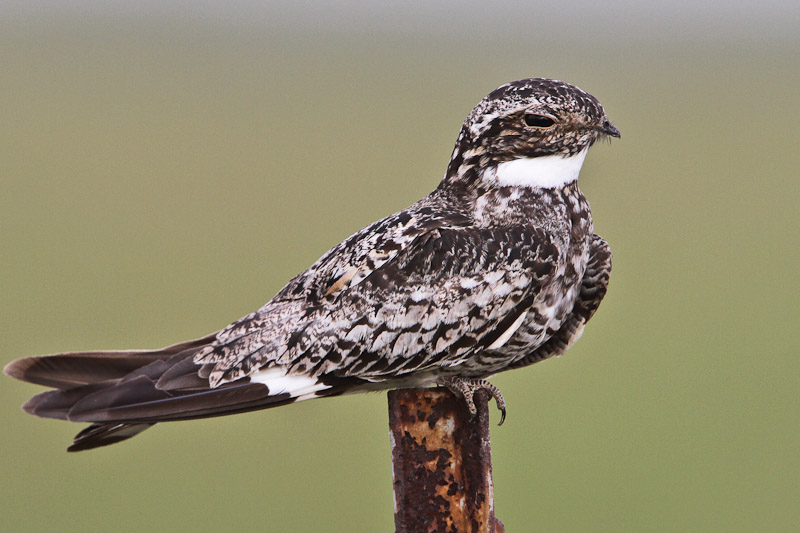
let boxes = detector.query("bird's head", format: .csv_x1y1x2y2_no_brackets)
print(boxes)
444,78,619,190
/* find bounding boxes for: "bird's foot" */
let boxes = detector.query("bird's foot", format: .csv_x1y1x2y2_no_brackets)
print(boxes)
438,376,506,426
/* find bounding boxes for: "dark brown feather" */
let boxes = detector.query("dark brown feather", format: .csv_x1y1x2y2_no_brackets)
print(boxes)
67,423,154,452
4,333,216,389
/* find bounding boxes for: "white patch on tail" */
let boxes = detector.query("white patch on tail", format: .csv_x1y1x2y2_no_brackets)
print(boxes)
250,367,330,398
492,148,588,189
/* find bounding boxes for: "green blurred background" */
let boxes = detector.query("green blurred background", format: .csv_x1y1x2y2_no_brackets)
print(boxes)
2,2,798,531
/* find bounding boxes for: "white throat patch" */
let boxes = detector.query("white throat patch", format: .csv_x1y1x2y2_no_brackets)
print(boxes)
490,148,588,189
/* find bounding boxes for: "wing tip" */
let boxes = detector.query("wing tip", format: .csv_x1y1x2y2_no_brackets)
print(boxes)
4,357,33,382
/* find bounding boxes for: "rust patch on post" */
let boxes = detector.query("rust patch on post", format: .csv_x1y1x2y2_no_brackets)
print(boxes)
388,388,503,533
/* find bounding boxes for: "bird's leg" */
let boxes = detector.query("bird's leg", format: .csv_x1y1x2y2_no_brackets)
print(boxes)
438,376,507,426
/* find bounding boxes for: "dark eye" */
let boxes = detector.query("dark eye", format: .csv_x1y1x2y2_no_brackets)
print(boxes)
523,114,556,128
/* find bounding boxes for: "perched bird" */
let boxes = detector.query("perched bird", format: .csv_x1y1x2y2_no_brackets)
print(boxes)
5,78,619,451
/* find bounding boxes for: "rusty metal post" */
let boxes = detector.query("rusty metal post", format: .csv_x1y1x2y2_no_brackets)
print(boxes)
388,388,504,533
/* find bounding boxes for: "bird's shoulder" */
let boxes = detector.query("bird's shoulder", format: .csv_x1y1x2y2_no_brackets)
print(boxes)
281,194,473,303
274,190,563,305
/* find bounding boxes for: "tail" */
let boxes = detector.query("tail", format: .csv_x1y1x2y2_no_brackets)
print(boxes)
5,334,360,452
5,334,216,451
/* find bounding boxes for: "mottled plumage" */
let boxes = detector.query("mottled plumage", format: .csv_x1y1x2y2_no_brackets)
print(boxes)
5,78,619,451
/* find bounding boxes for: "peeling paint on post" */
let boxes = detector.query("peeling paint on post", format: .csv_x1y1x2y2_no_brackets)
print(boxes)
388,388,504,533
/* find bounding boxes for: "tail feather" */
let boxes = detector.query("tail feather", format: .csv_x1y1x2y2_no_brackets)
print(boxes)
23,382,114,420
5,333,364,451
4,334,217,389
68,423,155,452
67,375,284,422
155,356,214,391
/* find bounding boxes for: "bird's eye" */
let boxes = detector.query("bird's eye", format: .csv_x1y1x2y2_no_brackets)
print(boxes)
523,114,556,128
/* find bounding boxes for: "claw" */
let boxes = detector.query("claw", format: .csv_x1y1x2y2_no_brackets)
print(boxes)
439,376,507,426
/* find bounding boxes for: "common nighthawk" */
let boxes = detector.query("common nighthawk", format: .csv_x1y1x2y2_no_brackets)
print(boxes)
5,78,619,451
